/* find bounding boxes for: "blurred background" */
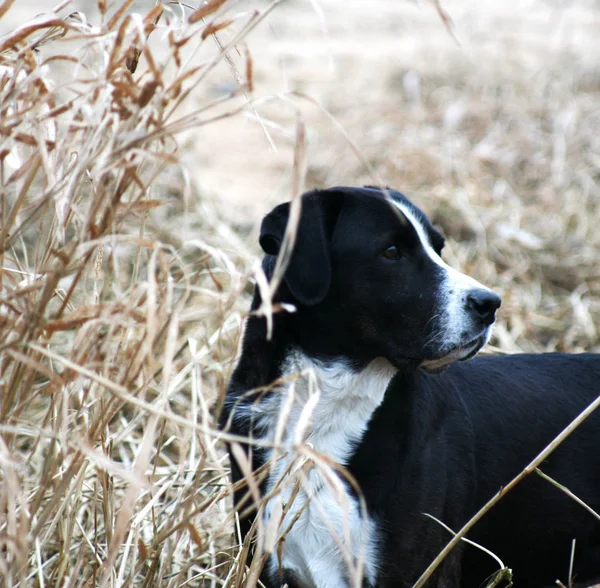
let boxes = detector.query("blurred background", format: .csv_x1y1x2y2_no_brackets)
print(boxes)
6,0,600,352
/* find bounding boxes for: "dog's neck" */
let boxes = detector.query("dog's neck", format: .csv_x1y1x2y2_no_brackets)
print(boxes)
226,300,397,586
229,311,398,464
273,351,397,462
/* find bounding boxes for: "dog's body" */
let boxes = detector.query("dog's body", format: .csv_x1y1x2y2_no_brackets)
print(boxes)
222,186,600,587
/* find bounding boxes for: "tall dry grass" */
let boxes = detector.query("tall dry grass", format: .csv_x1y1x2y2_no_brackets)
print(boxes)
0,0,269,585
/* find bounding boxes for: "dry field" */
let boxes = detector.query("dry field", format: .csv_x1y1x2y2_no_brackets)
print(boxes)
0,0,599,586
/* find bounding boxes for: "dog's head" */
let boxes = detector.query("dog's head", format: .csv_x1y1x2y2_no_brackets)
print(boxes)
259,186,501,372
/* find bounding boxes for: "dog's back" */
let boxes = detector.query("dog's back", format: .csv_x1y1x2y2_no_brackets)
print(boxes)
349,353,600,586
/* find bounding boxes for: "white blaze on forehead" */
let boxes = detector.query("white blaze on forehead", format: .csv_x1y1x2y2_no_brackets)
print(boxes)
389,197,495,350
389,198,488,292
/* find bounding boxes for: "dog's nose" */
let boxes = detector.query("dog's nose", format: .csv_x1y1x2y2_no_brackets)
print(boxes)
467,290,502,326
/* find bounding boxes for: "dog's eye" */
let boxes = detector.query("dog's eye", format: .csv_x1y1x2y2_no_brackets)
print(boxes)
381,245,402,260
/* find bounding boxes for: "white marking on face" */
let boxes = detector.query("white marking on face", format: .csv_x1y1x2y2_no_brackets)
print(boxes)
390,198,495,358
252,352,397,588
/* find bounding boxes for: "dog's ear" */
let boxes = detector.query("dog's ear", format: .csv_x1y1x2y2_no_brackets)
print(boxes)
259,194,340,305
259,202,289,256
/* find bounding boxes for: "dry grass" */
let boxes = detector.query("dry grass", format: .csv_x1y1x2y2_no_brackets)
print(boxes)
0,1,264,585
0,0,599,586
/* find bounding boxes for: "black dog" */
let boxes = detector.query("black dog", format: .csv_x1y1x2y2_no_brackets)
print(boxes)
222,186,600,587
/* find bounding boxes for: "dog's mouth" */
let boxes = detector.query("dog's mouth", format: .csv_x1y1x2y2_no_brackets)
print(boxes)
421,335,485,373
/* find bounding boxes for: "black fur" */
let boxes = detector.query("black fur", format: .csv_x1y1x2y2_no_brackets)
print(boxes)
222,186,600,587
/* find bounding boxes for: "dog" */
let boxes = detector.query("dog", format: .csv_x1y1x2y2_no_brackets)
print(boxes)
222,186,600,588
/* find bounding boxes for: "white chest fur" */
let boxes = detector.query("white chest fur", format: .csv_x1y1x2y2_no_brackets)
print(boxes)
255,353,397,588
